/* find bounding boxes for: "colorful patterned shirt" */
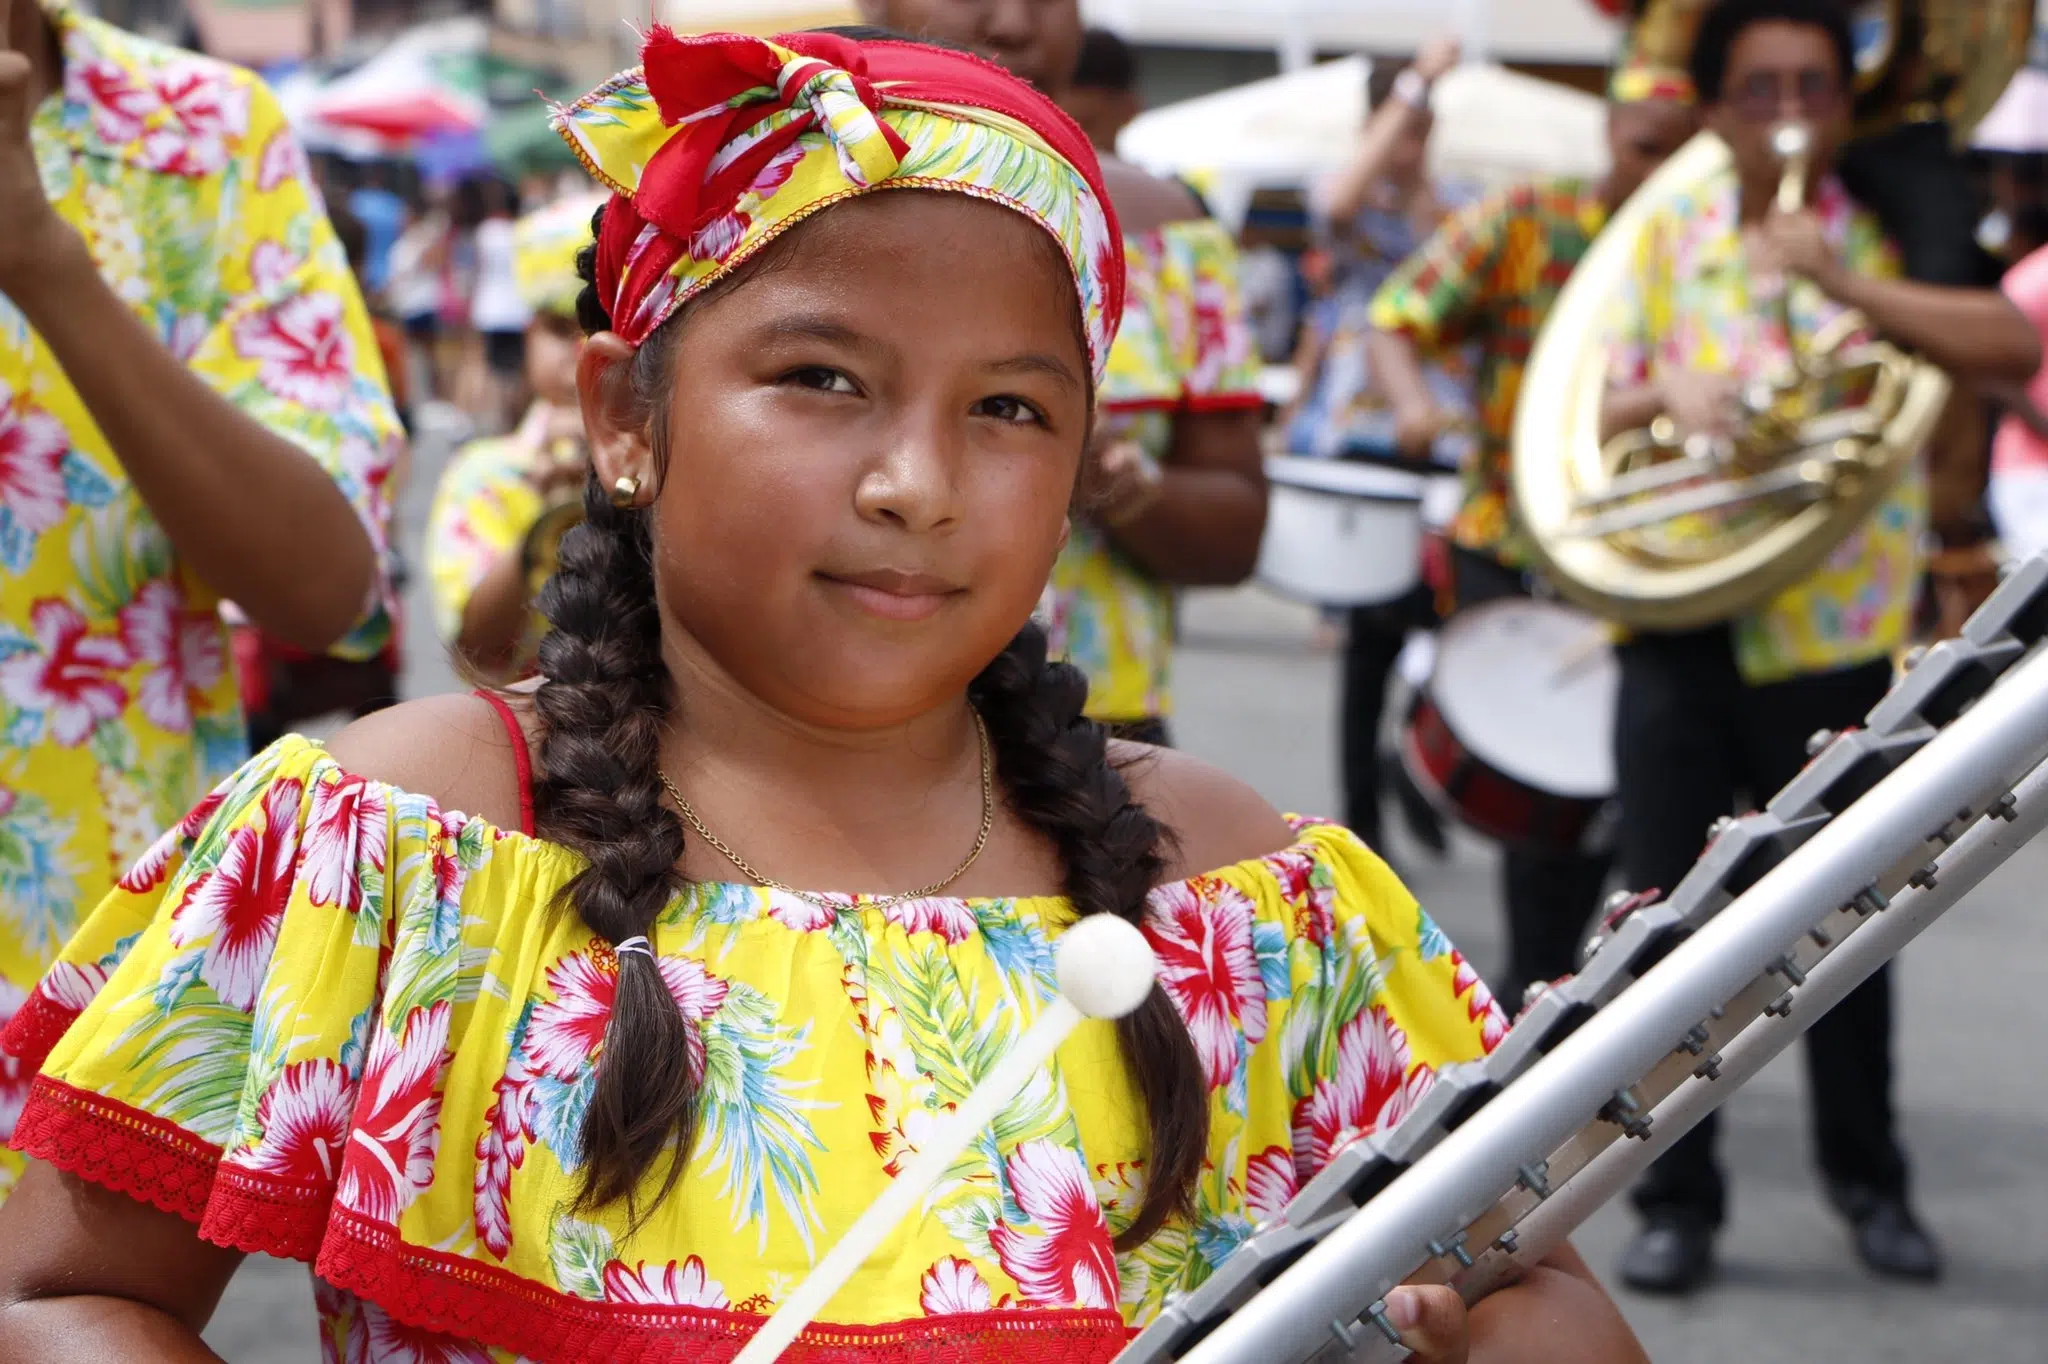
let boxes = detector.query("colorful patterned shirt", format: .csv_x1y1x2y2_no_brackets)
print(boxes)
1370,178,1610,565
1043,219,1262,723
1604,167,1919,684
2,736,1504,1361
0,1,400,1199
424,404,564,672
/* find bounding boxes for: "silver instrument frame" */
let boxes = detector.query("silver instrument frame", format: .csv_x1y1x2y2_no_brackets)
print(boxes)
1119,557,2048,1364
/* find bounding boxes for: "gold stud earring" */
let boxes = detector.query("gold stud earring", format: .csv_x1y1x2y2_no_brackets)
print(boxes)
609,475,641,508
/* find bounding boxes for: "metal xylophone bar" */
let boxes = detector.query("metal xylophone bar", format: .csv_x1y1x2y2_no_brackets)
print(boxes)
1337,745,2048,1361
1118,556,2048,1364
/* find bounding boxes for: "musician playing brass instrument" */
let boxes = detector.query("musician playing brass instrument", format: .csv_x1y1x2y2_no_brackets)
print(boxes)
1594,0,2040,1295
424,193,605,681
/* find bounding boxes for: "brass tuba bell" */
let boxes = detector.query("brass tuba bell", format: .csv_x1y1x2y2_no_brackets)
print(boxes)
1512,0,2033,631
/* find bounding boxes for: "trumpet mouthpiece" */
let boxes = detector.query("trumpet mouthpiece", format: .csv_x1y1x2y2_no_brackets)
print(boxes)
1769,121,1812,161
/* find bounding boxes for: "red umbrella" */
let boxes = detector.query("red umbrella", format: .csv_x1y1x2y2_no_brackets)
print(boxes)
313,90,481,140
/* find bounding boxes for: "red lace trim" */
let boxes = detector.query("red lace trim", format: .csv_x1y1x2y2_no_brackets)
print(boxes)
318,1209,1132,1363
16,1080,1131,1363
11,1077,335,1260
0,990,84,1074
10,1076,221,1225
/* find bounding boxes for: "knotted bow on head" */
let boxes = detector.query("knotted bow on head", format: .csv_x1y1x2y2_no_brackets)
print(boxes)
551,27,1124,374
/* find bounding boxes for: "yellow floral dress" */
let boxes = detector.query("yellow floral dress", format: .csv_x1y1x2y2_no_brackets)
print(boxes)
0,1,399,1197
1043,219,1263,725
3,736,1503,1362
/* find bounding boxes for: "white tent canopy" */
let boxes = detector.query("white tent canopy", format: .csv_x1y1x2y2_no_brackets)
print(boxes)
1116,57,1609,231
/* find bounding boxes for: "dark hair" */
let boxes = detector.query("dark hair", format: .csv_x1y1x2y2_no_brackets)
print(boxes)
1366,58,1404,112
1688,0,1856,106
329,203,367,275
538,202,1208,1246
1072,27,1138,94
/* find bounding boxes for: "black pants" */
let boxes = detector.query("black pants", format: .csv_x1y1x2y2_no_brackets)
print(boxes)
1617,628,1909,1228
1342,549,1611,1008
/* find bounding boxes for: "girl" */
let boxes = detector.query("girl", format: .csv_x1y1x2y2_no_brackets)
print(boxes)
0,29,1646,1364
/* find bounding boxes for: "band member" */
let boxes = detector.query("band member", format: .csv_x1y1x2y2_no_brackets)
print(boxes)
0,0,398,1199
424,192,604,681
1598,0,2040,1293
862,0,1267,746
1287,39,1474,854
1363,41,1700,1005
1060,25,1140,155
0,29,1650,1363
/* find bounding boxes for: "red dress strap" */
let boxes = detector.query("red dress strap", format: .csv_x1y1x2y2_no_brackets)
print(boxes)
473,689,536,836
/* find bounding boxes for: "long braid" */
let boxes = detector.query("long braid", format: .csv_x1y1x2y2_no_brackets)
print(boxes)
970,621,1207,1249
532,206,696,1214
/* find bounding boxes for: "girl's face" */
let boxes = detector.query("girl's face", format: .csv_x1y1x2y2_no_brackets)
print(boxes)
586,192,1090,730
526,313,583,410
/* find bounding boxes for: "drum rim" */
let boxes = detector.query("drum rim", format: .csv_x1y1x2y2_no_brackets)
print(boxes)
1262,454,1427,503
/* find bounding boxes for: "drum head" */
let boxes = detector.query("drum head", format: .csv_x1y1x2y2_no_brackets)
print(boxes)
1430,598,1618,799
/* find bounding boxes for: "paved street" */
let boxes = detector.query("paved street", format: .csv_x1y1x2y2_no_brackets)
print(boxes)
202,427,2048,1360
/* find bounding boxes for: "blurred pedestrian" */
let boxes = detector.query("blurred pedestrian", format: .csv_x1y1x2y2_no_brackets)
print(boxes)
424,193,602,681
1364,34,1699,1006
1059,26,1140,154
0,0,399,1200
346,163,406,297
466,177,530,434
1986,207,2048,560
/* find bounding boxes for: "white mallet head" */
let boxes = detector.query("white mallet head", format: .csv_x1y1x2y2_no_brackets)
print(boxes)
1055,915,1159,1019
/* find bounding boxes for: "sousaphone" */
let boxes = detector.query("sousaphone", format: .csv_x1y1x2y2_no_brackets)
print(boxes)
1512,0,2033,631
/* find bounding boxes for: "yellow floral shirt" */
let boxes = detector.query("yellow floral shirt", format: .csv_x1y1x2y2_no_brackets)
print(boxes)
2,737,1503,1361
424,404,564,672
1043,219,1263,723
0,2,399,1197
1605,166,1921,684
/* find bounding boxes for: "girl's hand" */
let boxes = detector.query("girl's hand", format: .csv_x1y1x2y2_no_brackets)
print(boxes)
1383,1284,1469,1364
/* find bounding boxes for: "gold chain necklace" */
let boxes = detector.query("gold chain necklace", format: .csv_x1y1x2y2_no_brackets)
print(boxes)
656,712,995,914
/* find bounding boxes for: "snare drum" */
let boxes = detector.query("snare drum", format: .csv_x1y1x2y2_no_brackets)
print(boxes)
1398,597,1619,855
1257,454,1426,606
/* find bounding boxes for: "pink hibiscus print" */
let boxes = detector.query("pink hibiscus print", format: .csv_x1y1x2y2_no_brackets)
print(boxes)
120,787,228,893
1143,878,1267,1090
601,1256,730,1308
237,1057,355,1185
471,1039,536,1259
522,945,728,1080
257,125,309,193
687,141,807,263
1267,847,1335,947
249,239,303,295
301,774,389,915
166,777,304,1013
884,896,977,943
118,578,225,735
137,65,251,177
0,599,130,747
919,1255,995,1315
766,890,842,933
360,1298,492,1364
1291,1005,1433,1175
337,1001,452,1224
988,1140,1118,1309
0,387,69,542
1450,951,1509,1053
1245,1144,1298,1223
72,57,161,146
232,292,355,412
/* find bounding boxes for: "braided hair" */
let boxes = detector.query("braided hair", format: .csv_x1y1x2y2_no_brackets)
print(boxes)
537,202,1207,1246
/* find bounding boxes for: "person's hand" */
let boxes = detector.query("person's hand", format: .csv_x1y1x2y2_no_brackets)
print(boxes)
1930,543,2001,641
1414,36,1462,83
1393,401,1448,459
1086,435,1165,527
1748,210,1845,294
1383,1284,1470,1364
0,0,75,293
1658,370,1743,439
525,407,591,500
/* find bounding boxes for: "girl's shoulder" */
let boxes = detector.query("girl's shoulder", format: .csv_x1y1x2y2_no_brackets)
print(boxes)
326,689,537,834
1112,739,1300,883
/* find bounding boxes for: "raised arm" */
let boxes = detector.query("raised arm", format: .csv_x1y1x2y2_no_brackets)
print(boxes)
0,25,396,652
1319,39,1460,226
